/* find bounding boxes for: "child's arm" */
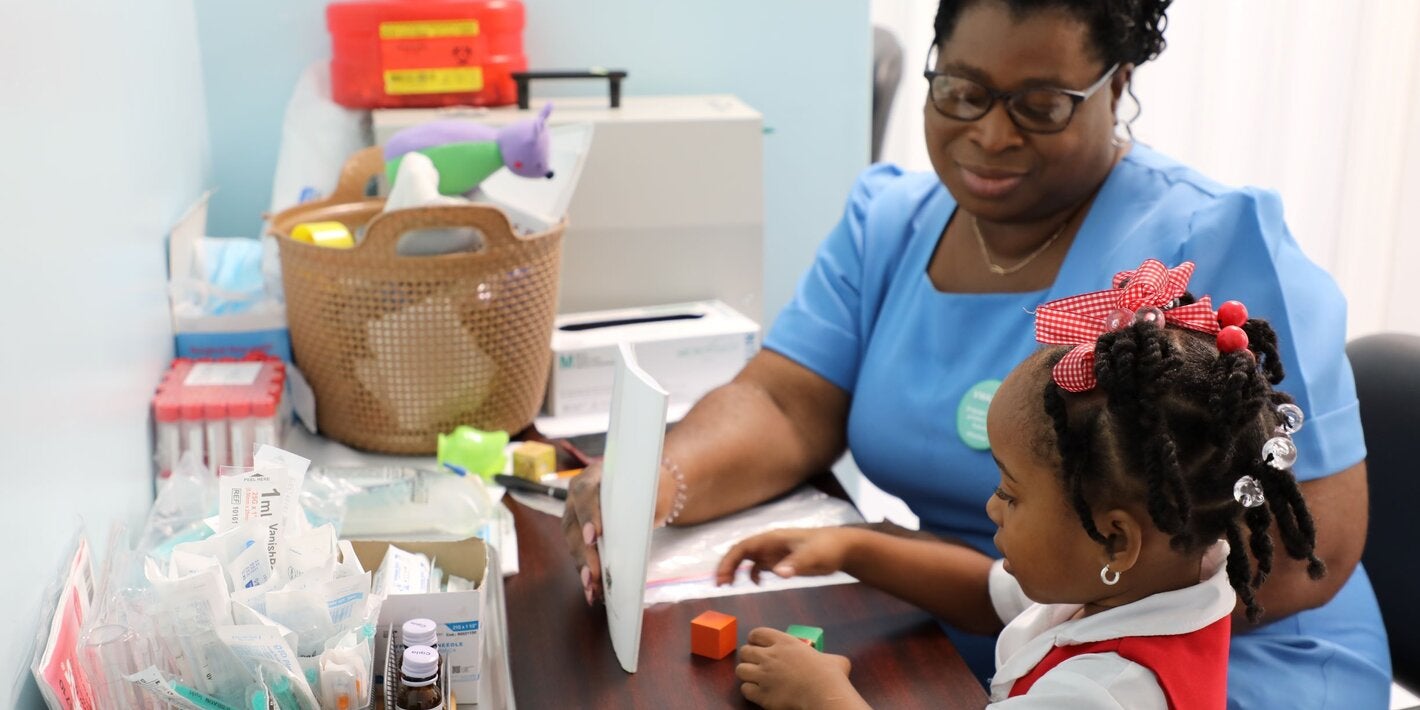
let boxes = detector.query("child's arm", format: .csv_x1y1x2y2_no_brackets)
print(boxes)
716,527,1005,635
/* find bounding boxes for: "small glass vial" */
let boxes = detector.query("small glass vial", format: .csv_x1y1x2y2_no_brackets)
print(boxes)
396,646,442,710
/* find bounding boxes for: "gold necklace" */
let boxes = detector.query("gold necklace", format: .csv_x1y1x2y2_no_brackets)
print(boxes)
972,214,1070,276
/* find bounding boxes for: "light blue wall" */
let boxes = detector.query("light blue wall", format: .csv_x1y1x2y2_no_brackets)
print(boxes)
195,0,872,321
0,1,211,706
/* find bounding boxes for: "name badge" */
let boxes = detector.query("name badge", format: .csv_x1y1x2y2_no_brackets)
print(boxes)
956,379,1001,451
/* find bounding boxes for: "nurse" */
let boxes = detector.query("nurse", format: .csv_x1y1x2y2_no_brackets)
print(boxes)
564,1,1391,706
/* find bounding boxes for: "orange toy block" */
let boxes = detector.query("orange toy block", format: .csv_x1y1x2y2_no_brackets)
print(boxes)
690,610,738,660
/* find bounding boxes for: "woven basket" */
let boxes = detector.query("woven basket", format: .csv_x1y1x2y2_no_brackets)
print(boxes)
269,147,564,453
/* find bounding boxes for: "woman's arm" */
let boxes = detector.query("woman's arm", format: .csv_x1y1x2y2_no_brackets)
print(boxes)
1233,461,1368,627
563,349,852,600
659,349,853,524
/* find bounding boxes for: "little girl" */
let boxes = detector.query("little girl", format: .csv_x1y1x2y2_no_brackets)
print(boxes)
717,260,1327,709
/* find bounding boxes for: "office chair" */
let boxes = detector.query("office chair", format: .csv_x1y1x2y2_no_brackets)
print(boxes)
871,26,903,163
1348,332,1420,694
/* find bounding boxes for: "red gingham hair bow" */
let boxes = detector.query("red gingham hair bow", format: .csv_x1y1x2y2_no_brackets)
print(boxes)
1034,259,1221,392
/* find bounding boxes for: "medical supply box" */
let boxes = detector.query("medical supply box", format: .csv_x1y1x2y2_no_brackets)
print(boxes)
326,0,526,109
350,537,488,703
545,300,760,417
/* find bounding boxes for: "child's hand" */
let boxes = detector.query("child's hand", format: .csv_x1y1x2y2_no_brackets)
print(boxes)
736,628,862,710
715,527,856,586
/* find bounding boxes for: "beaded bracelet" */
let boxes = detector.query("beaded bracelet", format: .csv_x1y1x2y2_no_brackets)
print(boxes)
658,457,689,527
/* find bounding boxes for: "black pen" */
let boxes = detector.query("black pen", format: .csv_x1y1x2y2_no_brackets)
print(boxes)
493,474,569,500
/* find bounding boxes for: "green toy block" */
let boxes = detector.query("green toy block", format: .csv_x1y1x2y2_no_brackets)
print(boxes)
785,624,824,651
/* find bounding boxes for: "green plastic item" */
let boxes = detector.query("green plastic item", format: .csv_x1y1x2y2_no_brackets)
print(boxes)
785,624,824,651
386,141,505,196
438,425,509,480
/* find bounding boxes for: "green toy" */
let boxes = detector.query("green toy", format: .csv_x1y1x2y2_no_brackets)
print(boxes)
437,425,509,480
785,624,824,651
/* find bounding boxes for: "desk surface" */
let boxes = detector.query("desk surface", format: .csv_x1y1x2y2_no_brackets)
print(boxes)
502,497,990,709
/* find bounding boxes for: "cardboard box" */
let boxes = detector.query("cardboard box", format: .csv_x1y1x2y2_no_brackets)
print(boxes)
545,300,761,418
350,537,488,704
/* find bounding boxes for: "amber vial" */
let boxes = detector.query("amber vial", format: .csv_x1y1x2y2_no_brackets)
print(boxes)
396,645,443,710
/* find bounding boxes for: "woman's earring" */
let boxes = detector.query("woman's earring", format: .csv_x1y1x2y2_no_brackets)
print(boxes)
1111,118,1133,148
1100,564,1121,586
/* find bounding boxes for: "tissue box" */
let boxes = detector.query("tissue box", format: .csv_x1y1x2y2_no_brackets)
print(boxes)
545,300,760,417
351,537,488,703
169,194,292,361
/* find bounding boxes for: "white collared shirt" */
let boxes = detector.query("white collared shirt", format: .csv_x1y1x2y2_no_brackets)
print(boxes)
983,542,1236,708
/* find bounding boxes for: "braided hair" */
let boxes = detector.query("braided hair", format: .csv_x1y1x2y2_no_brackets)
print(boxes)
1040,308,1325,623
933,0,1173,67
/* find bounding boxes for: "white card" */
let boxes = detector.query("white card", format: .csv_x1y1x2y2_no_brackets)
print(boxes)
598,343,668,673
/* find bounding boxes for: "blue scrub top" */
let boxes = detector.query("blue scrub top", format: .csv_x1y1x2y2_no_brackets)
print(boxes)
766,144,1391,707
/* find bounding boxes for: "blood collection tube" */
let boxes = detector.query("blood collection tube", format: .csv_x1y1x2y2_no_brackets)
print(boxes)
154,400,181,478
253,396,279,450
180,401,206,471
204,401,229,470
228,398,253,468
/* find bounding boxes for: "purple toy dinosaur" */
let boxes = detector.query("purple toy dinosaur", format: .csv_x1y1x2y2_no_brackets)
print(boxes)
384,102,554,196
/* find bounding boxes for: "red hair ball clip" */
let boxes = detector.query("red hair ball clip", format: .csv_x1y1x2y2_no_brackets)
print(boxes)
1216,300,1250,353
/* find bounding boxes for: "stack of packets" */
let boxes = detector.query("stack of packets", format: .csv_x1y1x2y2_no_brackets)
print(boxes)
79,446,383,710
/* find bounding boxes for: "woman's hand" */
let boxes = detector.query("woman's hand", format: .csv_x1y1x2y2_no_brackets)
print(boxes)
561,461,605,605
736,628,864,710
716,527,857,586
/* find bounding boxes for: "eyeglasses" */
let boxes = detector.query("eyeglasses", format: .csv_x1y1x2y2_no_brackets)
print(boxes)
923,49,1119,134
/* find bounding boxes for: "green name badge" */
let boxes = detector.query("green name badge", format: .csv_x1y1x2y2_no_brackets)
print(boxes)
956,379,1001,451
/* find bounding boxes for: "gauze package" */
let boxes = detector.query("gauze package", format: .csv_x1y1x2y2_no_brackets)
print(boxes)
283,524,336,584
264,589,334,657
144,562,232,633
371,546,431,597
215,625,319,710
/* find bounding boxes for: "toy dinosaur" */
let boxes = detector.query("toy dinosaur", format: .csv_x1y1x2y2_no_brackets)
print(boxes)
384,102,555,196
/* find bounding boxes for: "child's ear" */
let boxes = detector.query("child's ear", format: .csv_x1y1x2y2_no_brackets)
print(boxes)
1096,508,1144,573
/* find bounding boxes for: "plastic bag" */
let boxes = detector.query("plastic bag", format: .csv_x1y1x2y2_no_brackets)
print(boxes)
642,487,864,605
317,466,497,541
139,452,217,560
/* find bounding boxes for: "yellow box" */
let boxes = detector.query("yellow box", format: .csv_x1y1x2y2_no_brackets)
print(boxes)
512,441,556,481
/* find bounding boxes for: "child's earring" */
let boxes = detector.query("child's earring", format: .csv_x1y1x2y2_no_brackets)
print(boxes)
1100,564,1121,586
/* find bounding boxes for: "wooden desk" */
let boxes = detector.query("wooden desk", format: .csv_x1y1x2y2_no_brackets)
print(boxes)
503,497,990,709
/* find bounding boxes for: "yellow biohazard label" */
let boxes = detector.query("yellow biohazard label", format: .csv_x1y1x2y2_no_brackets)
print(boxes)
383,67,485,95
378,20,480,40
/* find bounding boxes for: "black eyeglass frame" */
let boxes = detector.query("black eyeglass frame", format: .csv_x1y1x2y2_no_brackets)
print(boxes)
923,48,1120,135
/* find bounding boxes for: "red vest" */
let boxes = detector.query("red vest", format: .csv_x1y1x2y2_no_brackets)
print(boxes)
1007,616,1231,709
